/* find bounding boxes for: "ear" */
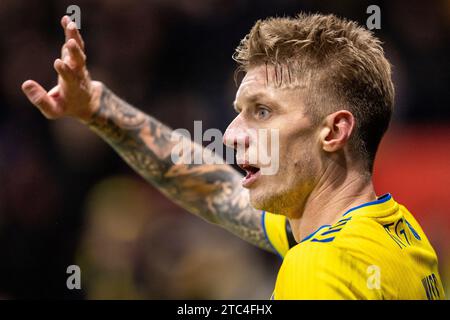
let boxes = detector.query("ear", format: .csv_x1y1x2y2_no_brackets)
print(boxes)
319,110,355,152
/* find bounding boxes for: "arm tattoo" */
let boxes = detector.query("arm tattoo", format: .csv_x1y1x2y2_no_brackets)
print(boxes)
87,84,274,253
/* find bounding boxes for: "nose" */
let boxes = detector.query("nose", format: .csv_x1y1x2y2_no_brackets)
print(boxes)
223,120,250,150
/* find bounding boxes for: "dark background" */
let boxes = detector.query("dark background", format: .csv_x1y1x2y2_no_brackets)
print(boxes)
0,0,449,299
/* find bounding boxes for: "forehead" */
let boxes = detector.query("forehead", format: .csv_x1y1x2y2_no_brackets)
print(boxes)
236,65,271,99
234,64,305,107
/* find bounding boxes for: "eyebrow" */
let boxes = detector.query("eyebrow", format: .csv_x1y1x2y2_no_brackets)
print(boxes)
233,92,268,112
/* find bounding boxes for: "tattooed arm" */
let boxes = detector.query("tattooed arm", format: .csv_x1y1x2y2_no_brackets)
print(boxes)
88,85,274,251
21,16,275,253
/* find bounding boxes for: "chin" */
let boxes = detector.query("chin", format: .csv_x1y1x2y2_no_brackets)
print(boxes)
249,181,305,217
249,188,282,214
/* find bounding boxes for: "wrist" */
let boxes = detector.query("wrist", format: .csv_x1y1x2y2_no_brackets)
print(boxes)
78,80,103,124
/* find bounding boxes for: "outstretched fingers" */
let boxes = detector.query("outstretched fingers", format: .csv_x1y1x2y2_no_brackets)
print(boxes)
61,15,85,51
65,38,86,72
54,58,76,82
21,80,60,119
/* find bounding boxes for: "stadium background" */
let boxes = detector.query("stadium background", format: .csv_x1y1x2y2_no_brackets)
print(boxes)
0,0,449,299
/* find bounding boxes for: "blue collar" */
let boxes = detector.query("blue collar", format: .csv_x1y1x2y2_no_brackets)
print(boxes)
300,193,392,243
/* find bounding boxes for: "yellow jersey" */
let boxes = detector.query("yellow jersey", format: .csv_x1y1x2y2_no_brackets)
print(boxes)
262,194,445,299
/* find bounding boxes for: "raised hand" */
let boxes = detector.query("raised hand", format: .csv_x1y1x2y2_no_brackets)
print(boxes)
21,15,102,122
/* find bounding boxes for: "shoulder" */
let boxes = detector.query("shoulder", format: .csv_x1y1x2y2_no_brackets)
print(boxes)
274,218,388,300
282,216,392,272
263,211,292,258
275,242,362,299
298,214,397,258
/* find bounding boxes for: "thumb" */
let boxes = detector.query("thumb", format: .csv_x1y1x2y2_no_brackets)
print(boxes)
21,80,61,119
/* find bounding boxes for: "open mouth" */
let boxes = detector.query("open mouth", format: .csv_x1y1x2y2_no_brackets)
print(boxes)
238,163,261,188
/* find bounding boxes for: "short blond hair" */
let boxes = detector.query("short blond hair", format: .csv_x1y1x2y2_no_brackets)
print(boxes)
233,13,395,171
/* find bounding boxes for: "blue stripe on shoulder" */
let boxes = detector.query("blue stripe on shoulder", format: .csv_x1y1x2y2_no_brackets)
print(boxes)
311,237,335,243
300,224,331,243
320,228,342,236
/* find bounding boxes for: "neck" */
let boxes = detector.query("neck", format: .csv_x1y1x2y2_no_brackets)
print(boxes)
289,167,376,243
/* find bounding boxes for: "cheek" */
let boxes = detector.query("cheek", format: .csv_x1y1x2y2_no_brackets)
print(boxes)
279,133,308,164
284,137,319,177
269,121,320,179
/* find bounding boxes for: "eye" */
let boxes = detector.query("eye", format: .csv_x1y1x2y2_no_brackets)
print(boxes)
255,106,271,120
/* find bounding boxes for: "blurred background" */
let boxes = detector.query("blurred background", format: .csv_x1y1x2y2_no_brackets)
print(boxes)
0,0,449,299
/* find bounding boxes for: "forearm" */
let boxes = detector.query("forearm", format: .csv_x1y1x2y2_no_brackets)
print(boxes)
87,84,185,190
87,84,273,252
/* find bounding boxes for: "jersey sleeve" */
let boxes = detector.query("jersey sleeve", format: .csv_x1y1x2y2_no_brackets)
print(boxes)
262,211,295,258
273,243,377,299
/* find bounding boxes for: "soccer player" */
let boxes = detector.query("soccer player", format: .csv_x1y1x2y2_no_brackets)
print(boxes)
21,13,445,299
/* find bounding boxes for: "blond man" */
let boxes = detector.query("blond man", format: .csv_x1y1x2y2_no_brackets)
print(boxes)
22,13,444,299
